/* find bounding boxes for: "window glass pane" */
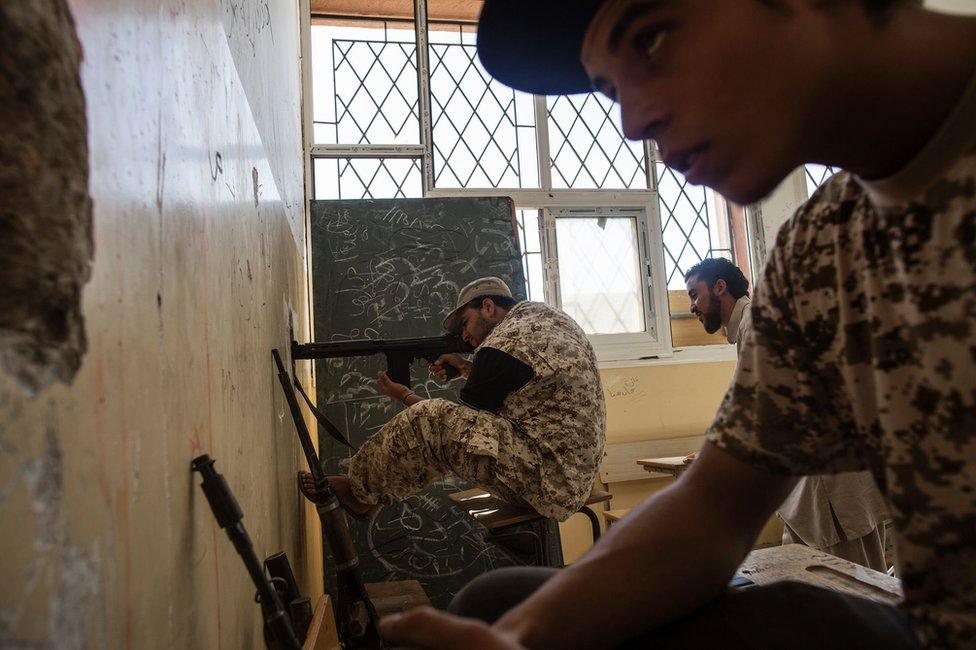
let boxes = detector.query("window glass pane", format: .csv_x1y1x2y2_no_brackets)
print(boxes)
429,30,539,188
547,94,647,189
313,157,423,199
804,164,840,197
555,217,645,334
656,162,732,289
311,22,420,145
514,209,545,302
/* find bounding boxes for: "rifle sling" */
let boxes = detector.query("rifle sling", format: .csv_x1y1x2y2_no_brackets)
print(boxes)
293,374,352,448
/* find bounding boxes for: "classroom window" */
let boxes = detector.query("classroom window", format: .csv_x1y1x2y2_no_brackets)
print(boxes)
311,21,420,145
514,210,545,303
553,212,648,335
546,94,647,190
804,164,841,197
657,163,734,289
313,157,423,200
305,5,753,361
428,34,540,189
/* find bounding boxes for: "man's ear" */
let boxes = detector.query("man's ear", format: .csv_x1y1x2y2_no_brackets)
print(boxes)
713,279,728,296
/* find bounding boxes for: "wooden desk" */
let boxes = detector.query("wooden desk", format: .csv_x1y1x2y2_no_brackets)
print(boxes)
737,544,902,604
602,508,630,526
636,456,690,479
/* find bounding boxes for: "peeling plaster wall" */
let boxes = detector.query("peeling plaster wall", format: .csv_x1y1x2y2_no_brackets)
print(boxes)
0,0,312,647
0,1,93,396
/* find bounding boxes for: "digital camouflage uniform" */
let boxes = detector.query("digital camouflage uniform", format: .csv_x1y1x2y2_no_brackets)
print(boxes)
348,301,607,521
706,75,976,649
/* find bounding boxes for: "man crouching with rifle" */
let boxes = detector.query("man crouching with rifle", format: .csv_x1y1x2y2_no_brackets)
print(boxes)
299,276,607,523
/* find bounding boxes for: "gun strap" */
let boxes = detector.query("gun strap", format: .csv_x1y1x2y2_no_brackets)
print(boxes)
293,374,352,448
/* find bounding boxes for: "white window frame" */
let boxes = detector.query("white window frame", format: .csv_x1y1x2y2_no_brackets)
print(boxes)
299,0,744,363
539,206,672,361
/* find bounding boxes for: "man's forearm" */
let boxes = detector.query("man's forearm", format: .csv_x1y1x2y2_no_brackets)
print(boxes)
495,444,794,649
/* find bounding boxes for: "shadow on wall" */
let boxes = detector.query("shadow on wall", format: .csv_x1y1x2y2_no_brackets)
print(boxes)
0,0,93,395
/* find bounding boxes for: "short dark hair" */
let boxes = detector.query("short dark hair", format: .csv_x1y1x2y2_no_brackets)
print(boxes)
464,294,519,311
683,258,750,299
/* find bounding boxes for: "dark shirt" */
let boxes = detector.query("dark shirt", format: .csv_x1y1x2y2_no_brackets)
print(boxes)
459,347,534,413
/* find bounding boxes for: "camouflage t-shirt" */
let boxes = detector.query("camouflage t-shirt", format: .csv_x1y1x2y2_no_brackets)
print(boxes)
706,74,976,647
480,301,607,520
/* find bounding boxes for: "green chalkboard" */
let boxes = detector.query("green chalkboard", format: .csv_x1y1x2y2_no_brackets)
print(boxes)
309,197,542,608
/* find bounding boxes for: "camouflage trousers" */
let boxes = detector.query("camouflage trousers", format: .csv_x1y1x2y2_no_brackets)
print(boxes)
347,398,564,518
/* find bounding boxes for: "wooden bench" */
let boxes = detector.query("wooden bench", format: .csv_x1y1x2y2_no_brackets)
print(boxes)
449,487,612,566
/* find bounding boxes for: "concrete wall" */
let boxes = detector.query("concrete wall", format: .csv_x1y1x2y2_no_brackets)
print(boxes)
0,1,314,647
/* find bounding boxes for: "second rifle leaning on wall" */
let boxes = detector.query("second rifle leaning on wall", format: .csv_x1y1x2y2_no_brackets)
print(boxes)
272,349,386,650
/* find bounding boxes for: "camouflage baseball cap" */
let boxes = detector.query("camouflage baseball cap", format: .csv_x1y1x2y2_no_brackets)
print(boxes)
442,276,513,333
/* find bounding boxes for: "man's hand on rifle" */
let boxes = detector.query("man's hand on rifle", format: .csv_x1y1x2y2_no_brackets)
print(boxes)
423,354,472,381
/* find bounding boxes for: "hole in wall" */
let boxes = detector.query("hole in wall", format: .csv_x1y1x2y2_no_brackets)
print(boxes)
0,1,92,395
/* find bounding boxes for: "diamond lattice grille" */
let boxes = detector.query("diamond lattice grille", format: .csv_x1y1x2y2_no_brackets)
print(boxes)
429,43,528,188
314,158,422,200
515,210,545,302
804,164,841,197
547,94,646,189
655,163,722,288
331,39,420,144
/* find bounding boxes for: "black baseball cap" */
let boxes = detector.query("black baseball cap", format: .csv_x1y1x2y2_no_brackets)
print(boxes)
477,0,608,96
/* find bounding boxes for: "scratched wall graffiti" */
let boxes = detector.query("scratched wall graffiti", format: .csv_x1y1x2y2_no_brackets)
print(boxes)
309,197,529,608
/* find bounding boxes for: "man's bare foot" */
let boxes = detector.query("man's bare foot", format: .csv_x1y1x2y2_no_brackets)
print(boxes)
297,471,378,518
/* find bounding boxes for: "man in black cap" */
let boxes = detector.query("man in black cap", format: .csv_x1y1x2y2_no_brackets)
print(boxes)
379,1,976,648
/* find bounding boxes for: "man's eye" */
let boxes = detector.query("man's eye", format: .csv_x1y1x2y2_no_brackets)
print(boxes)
634,29,666,61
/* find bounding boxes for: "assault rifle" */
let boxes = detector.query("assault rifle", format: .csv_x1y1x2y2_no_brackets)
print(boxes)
291,334,473,388
272,349,386,650
191,455,301,650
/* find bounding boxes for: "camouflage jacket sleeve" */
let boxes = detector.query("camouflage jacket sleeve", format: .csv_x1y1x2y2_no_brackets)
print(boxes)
705,209,870,476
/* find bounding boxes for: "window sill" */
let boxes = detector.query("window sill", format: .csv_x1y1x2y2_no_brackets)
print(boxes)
598,344,736,370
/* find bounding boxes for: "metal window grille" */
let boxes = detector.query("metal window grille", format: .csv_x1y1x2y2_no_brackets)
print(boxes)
654,162,733,288
428,42,537,188
804,164,841,197
547,94,646,190
313,157,423,200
